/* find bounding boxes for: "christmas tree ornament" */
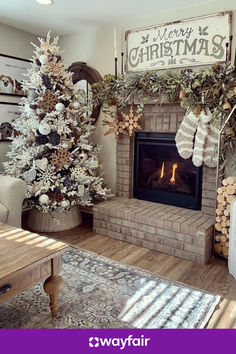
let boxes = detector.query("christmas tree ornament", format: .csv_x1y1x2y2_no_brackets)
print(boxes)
60,137,73,149
35,134,48,145
35,58,41,66
38,166,57,185
38,90,58,113
213,88,220,97
39,123,51,135
55,102,65,111
79,152,88,162
72,101,80,109
35,157,48,171
175,111,200,159
42,75,52,89
24,167,37,182
226,126,235,137
63,175,73,188
56,55,62,62
179,90,187,99
29,104,38,110
78,185,85,196
39,113,46,120
48,131,60,145
50,149,72,170
39,194,49,205
120,104,143,137
233,87,236,96
223,101,232,111
39,54,48,65
61,200,70,208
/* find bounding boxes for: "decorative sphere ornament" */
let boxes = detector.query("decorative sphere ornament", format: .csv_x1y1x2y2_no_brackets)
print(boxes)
61,200,70,208
79,152,88,161
223,101,232,111
226,126,235,137
213,88,220,97
179,90,187,99
39,54,48,65
72,101,80,109
39,123,51,135
55,103,65,112
39,194,49,205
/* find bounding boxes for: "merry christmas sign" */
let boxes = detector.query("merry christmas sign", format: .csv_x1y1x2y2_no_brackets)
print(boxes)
126,12,232,72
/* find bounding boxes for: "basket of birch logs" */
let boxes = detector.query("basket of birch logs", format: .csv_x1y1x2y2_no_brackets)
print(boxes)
215,176,236,258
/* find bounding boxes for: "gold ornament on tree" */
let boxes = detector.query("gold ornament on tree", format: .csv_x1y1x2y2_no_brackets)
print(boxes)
38,89,58,113
120,104,143,137
50,149,72,170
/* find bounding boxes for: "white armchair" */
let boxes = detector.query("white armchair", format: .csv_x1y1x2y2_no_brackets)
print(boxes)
0,175,27,228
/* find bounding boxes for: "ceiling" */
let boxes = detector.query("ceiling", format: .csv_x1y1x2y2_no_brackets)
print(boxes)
0,0,210,36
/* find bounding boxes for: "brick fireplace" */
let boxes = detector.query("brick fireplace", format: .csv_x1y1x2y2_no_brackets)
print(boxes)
93,103,216,264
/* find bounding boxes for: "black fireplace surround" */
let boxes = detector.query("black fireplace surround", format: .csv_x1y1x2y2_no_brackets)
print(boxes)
134,132,203,210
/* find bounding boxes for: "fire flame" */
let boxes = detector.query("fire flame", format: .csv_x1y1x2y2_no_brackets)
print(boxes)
160,162,165,178
170,163,178,184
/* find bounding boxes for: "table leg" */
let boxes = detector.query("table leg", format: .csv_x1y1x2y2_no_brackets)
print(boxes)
43,256,64,317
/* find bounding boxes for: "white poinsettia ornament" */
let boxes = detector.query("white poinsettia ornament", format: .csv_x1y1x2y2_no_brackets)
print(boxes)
4,32,111,213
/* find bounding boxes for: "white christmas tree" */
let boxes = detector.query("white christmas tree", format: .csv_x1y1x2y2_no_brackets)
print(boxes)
4,33,111,213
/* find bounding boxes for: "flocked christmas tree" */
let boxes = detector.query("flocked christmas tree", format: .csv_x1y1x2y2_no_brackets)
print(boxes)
4,33,111,213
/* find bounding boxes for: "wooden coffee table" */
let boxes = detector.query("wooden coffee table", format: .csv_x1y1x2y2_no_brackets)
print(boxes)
0,222,69,317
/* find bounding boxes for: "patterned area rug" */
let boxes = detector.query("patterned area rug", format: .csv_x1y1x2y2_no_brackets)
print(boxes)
0,248,220,329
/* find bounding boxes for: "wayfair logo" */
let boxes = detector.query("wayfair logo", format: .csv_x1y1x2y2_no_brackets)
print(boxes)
89,335,150,350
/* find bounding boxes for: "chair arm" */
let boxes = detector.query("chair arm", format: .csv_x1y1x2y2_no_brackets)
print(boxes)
0,175,27,227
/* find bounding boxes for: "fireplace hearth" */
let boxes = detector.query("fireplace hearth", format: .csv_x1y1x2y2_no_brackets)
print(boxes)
134,132,203,210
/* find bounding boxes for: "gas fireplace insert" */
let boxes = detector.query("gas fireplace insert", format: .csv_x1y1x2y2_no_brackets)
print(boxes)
134,132,203,210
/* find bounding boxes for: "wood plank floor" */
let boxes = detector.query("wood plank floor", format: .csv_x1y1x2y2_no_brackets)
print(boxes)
35,216,236,329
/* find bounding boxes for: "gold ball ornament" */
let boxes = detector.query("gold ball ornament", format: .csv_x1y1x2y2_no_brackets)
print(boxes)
213,88,220,97
225,126,235,137
223,101,232,111
179,90,187,99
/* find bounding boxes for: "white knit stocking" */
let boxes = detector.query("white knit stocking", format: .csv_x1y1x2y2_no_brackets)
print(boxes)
203,125,219,167
175,111,200,159
192,109,212,167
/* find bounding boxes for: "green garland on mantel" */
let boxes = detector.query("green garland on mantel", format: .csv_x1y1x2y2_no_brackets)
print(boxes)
92,63,236,128
92,63,236,175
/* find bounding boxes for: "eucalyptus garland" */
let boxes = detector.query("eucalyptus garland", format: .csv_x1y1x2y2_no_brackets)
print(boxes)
92,63,236,127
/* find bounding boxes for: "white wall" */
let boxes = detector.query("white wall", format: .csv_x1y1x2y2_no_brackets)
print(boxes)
60,0,236,192
0,23,38,171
